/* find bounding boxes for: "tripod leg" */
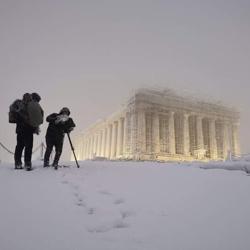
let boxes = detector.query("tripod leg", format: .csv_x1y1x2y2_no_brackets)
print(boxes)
67,133,80,168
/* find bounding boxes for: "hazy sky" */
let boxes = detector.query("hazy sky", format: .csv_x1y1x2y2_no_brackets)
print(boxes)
0,0,250,162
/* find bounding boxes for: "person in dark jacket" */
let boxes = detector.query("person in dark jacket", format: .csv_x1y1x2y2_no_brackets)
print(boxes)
44,107,75,169
14,93,35,170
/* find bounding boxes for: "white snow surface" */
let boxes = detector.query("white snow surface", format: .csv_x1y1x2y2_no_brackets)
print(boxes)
1,160,250,250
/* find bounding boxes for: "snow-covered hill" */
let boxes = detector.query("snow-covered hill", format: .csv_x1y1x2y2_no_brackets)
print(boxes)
1,160,250,250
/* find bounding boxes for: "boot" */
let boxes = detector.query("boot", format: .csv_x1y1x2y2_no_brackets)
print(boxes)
52,161,58,170
25,162,32,171
43,161,50,167
15,162,23,170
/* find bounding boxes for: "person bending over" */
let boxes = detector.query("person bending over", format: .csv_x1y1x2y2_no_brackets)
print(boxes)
44,107,75,169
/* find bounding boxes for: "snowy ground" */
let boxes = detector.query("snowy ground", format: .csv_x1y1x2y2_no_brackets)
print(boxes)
1,160,250,250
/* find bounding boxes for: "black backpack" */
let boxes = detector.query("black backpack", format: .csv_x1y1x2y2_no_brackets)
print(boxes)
26,101,44,127
8,100,23,123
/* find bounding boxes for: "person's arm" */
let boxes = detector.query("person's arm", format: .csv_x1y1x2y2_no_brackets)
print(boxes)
40,105,44,121
46,113,58,123
64,118,76,133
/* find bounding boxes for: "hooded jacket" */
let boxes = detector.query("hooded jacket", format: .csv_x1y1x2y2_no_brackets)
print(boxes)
45,113,75,140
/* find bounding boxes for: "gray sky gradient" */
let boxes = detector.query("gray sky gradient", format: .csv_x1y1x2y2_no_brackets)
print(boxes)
0,0,250,162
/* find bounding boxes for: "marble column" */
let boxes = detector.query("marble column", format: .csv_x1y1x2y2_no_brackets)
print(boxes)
117,118,124,157
111,121,118,159
83,139,87,159
137,110,146,154
152,112,160,154
98,131,102,157
85,139,88,159
83,140,86,159
101,129,106,157
91,135,95,159
223,122,230,159
91,135,94,158
169,111,176,155
80,139,83,159
95,134,99,156
183,113,190,156
123,113,128,156
89,138,91,159
130,111,137,156
196,116,204,150
208,119,218,159
86,140,89,159
85,139,89,159
105,124,112,159
94,134,98,157
88,138,91,159
232,122,240,157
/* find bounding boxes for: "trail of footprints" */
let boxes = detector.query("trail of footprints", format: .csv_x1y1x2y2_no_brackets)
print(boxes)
61,174,135,233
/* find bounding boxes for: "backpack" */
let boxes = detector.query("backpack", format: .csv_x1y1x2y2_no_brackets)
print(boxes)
27,101,44,127
8,100,23,123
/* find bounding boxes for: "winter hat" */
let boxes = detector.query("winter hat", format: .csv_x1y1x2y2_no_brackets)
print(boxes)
31,92,41,102
59,107,70,115
22,93,32,104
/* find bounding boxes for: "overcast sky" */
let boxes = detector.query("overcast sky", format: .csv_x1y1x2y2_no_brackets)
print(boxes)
0,0,250,162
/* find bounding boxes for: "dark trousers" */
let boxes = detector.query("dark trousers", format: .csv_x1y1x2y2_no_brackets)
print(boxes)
14,131,34,165
44,136,64,164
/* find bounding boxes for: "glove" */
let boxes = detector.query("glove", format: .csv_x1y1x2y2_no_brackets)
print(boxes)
55,114,69,124
67,127,74,133
34,127,41,135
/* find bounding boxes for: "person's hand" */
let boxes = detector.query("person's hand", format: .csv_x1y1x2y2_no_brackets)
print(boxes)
55,114,69,124
67,127,74,133
35,127,40,135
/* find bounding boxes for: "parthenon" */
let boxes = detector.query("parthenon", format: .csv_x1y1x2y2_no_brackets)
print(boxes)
74,88,240,161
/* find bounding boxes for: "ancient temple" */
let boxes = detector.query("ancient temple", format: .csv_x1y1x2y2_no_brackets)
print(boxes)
73,88,240,161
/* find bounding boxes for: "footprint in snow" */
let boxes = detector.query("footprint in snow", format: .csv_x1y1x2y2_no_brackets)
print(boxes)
113,219,130,229
76,199,86,207
73,192,86,207
87,224,112,233
120,210,136,219
87,207,96,215
87,219,129,234
73,192,79,198
70,183,79,191
98,190,112,196
113,198,125,205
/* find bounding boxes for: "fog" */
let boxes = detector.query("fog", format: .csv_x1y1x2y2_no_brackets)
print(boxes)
1,0,250,162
